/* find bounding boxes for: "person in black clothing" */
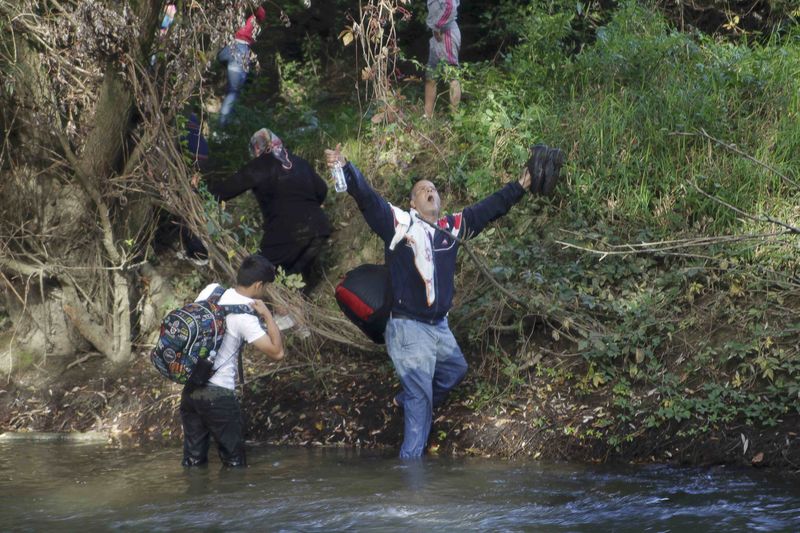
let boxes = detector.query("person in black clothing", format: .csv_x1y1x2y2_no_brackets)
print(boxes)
208,129,331,290
154,112,210,265
182,112,210,173
177,113,210,263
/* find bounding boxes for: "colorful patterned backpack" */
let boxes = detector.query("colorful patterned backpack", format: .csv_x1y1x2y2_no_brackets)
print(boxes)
150,285,255,385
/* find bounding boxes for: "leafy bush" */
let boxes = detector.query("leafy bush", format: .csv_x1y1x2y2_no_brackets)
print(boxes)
207,1,800,444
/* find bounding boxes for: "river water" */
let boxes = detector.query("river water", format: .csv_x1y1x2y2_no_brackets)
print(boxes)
1,438,799,532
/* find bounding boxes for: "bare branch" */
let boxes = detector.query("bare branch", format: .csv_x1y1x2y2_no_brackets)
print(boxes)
672,129,800,189
691,180,800,235
556,230,791,258
0,255,48,277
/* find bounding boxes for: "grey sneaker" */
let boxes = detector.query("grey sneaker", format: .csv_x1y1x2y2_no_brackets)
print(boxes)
176,250,209,267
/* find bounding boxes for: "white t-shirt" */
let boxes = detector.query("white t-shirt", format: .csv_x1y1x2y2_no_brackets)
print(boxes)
195,283,267,390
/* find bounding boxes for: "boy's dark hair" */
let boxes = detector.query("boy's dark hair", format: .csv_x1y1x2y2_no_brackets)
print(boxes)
236,255,276,286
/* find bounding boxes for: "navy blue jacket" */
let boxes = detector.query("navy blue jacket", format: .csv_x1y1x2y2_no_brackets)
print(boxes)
344,162,526,323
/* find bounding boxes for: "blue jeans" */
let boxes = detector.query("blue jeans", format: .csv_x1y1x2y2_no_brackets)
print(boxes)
218,43,250,126
385,316,468,459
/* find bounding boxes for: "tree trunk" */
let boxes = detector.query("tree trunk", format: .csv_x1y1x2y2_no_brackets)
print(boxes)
1,0,365,375
0,0,163,368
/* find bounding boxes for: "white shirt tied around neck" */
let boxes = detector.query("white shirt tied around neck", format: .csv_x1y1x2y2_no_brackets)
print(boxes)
389,206,437,307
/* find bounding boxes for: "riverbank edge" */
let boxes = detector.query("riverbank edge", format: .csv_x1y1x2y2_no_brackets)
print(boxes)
1,353,797,471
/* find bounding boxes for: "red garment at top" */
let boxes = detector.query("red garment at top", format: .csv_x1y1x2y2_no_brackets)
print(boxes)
234,11,264,45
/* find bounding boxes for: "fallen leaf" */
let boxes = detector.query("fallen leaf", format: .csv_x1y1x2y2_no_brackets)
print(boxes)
339,29,354,46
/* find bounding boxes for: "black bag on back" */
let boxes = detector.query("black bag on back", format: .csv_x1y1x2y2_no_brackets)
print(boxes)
335,264,392,344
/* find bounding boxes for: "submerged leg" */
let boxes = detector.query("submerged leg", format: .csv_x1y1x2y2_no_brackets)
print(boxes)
180,388,210,466
431,320,468,408
202,385,246,467
386,318,437,458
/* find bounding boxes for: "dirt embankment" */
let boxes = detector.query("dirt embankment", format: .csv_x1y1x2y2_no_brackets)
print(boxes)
1,350,798,471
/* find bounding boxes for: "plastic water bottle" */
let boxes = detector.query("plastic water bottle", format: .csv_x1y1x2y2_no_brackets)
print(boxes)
332,160,347,193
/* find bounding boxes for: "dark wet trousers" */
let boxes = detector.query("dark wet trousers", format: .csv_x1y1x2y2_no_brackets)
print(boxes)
179,224,208,260
180,383,246,467
153,212,208,261
261,235,328,294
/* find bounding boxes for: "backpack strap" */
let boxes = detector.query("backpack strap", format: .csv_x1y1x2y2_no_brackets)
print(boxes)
237,340,246,387
205,284,226,304
219,304,256,315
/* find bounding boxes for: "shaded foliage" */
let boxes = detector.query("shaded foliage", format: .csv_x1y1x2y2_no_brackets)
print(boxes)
0,0,797,463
